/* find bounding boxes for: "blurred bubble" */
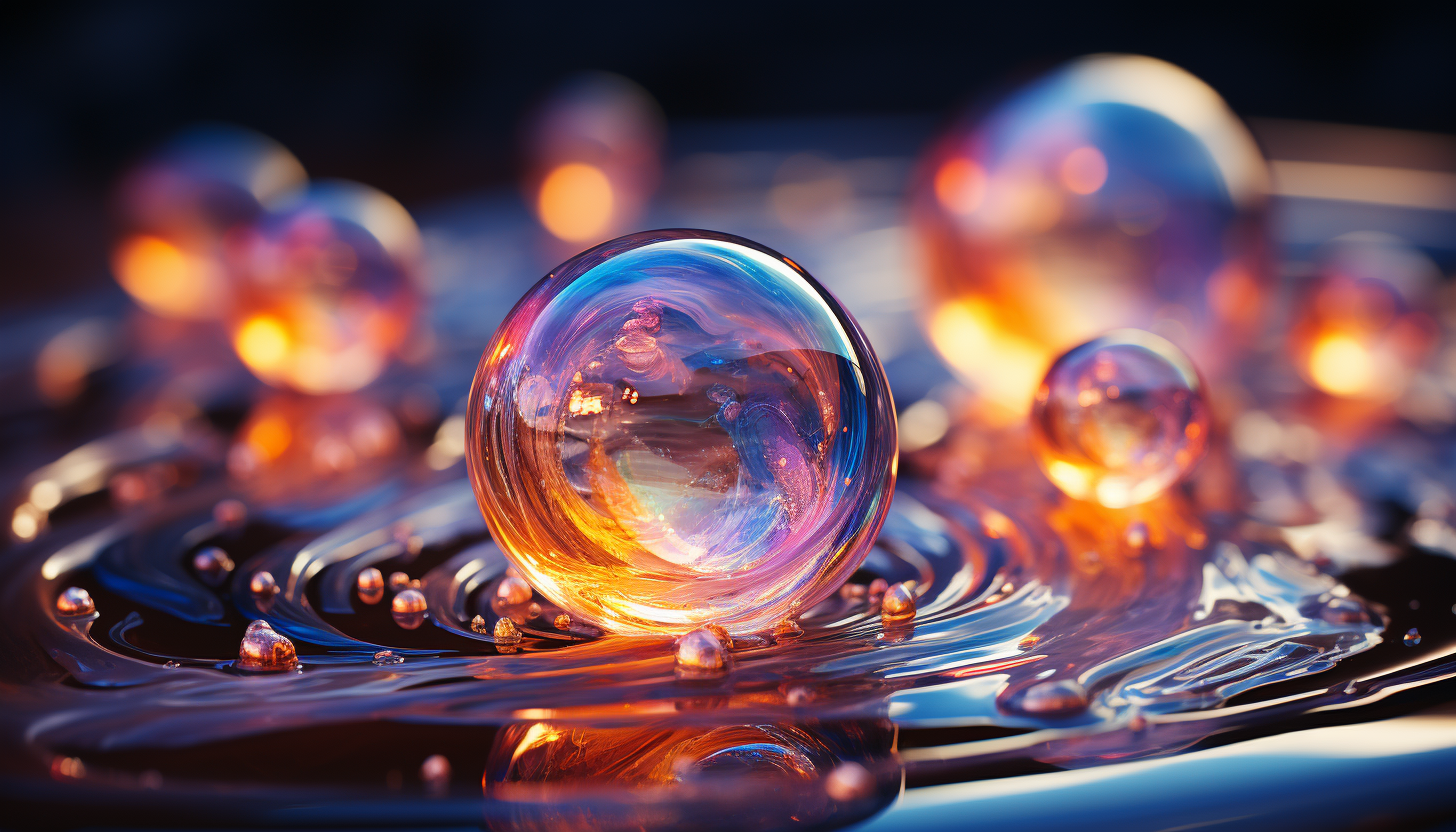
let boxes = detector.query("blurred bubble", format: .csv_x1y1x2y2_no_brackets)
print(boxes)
913,54,1269,413
526,73,664,244
224,181,421,394
1031,330,1210,508
113,125,306,320
357,567,384,605
1289,233,1439,402
227,393,401,485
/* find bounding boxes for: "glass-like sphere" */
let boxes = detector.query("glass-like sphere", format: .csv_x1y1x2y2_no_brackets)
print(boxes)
224,180,421,394
1031,330,1209,508
466,230,897,635
113,125,306,320
913,54,1268,413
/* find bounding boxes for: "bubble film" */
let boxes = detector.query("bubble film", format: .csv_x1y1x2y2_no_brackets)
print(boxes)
224,181,421,394
914,54,1268,412
466,230,897,635
1031,329,1210,507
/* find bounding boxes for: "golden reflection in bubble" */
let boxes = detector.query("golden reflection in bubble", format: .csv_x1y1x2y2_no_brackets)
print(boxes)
913,54,1270,414
482,719,894,832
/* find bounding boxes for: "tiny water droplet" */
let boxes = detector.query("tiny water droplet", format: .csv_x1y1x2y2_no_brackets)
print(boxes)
1405,628,1422,646
494,617,522,644
356,567,384,605
496,575,533,605
824,761,875,802
867,578,889,597
56,586,95,616
675,628,728,678
704,623,734,650
249,570,278,597
771,618,803,640
1344,681,1359,695
471,614,488,633
1011,679,1089,716
388,571,411,592
391,588,427,614
237,620,297,671
192,546,234,582
880,582,916,623
163,660,181,669
1127,711,1148,733
553,613,572,631
372,650,404,666
420,754,450,796
527,602,542,619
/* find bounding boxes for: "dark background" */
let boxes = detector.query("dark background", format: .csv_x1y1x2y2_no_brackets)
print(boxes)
3,2,1454,306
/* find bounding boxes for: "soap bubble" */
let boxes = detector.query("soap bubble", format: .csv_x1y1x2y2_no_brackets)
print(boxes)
467,230,897,635
112,125,306,320
1031,330,1210,508
224,181,421,394
914,54,1268,413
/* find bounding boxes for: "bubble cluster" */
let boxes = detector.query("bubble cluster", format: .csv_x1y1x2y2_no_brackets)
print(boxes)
1032,330,1210,508
466,230,898,635
914,54,1268,411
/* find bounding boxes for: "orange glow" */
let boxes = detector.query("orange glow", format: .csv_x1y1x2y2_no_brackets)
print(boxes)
112,234,224,319
568,389,604,416
926,298,1053,417
1308,333,1375,398
233,315,292,375
1060,146,1108,195
243,414,292,461
934,158,986,215
537,163,615,242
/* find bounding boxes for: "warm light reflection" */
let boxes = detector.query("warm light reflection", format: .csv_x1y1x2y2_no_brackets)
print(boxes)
934,158,986,215
927,299,1053,419
537,163,615,242
1308,333,1375,398
233,315,292,375
1060,146,1108,194
112,235,227,319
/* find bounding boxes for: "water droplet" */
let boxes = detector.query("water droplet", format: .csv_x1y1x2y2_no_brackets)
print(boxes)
867,578,889,597
675,628,728,678
237,620,297,671
213,498,248,528
471,614,488,634
527,602,542,619
704,623,734,650
1405,628,1422,646
880,582,916,623
495,575,533,606
420,754,450,796
356,567,384,605
391,589,427,630
192,546,235,583
55,586,95,616
388,571,411,592
1010,679,1089,716
249,570,278,597
163,660,181,669
494,617,522,644
1031,331,1209,508
824,761,875,802
553,613,572,631
372,650,404,666
1344,681,1359,696
771,618,804,641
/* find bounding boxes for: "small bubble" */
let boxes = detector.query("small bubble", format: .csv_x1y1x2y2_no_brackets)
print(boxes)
824,761,875,802
1405,628,1422,646
388,571,411,592
213,499,248,528
420,754,450,796
527,602,542,619
494,617,522,644
357,567,384,605
675,628,728,678
880,582,916,623
373,650,404,666
237,620,297,671
163,660,181,669
55,586,95,616
392,588,427,614
249,571,279,597
471,614,488,634
496,575,533,606
1010,679,1089,716
553,613,572,631
192,546,235,582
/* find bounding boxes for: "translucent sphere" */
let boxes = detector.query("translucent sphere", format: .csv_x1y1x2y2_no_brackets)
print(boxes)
914,54,1268,412
466,230,897,635
113,125,306,320
224,181,421,394
1031,329,1210,508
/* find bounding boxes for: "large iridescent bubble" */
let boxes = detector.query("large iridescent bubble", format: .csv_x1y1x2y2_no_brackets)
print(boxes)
913,54,1269,414
467,230,897,635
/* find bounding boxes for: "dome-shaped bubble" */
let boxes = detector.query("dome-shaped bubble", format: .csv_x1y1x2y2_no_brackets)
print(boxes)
914,54,1269,413
1031,329,1210,508
466,230,897,635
